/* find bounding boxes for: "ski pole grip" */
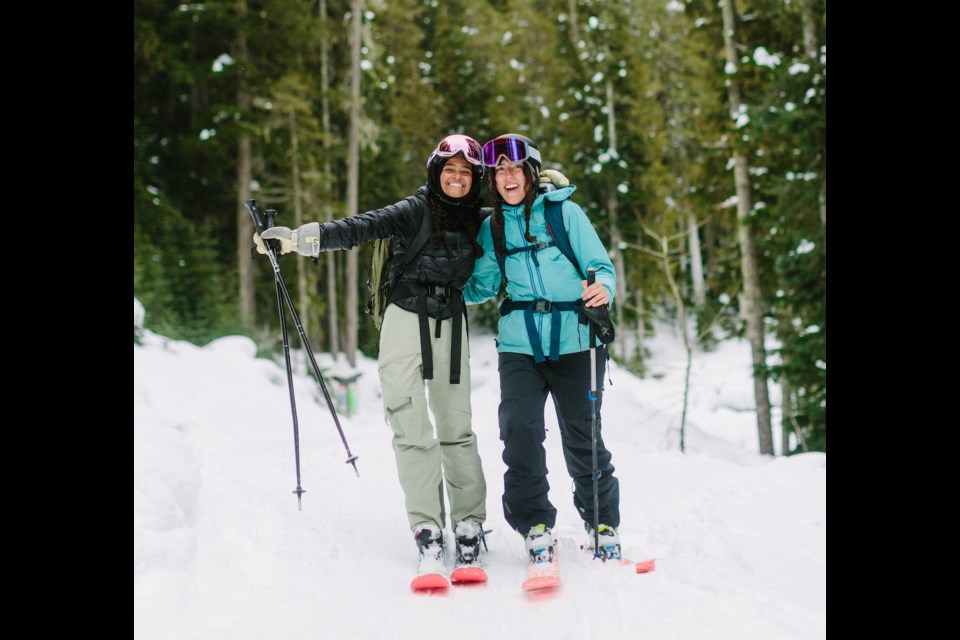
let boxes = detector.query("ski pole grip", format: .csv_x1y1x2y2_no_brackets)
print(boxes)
265,209,278,230
586,268,597,345
244,199,266,234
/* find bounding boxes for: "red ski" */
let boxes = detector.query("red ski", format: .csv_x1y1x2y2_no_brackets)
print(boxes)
634,559,656,573
586,551,657,573
522,574,561,591
522,551,560,591
585,549,657,573
410,573,449,591
451,566,487,584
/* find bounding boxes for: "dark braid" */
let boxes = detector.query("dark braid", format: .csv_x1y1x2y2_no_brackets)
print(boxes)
428,195,450,247
522,198,536,243
491,208,507,259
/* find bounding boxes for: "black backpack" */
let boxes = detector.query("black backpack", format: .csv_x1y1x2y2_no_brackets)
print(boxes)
364,207,432,331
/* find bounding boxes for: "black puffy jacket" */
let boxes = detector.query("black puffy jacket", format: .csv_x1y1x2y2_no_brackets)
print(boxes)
318,186,483,320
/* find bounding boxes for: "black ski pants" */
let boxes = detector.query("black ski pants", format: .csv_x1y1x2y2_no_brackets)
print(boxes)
497,349,620,535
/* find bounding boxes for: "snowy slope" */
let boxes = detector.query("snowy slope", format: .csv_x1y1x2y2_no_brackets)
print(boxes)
134,312,825,640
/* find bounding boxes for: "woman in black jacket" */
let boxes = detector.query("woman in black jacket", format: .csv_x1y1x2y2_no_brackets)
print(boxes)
257,135,489,586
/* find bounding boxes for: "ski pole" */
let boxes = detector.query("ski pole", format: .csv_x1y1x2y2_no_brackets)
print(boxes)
587,267,602,560
247,200,360,490
263,208,307,510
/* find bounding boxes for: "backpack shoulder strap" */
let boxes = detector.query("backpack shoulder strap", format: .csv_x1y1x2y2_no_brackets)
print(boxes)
544,197,585,280
396,203,432,273
495,197,585,288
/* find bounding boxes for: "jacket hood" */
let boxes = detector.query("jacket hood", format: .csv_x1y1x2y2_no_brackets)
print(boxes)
541,185,577,202
426,155,484,206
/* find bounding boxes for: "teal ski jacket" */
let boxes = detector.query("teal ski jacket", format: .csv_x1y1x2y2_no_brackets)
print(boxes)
464,185,616,358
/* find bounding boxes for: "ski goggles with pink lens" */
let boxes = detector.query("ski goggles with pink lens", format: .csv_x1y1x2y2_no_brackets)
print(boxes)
429,134,484,167
482,136,542,167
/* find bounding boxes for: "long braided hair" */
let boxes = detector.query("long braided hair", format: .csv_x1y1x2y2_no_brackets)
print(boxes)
489,162,538,260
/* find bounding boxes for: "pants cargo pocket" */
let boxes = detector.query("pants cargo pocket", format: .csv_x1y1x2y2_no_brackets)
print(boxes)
384,393,412,435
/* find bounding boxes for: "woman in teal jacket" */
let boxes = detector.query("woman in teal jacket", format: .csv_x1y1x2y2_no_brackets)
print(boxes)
465,133,623,575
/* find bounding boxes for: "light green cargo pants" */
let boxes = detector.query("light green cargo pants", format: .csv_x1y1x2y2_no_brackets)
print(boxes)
378,304,487,531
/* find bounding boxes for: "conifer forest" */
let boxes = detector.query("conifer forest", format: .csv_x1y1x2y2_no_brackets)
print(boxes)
133,0,826,453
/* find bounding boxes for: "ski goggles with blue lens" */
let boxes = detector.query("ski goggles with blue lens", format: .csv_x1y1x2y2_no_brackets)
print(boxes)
482,136,542,167
429,134,484,167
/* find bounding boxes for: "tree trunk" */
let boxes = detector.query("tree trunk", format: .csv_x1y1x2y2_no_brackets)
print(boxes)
604,52,631,364
801,0,819,60
703,216,717,277
687,212,706,309
662,235,692,453
720,0,774,456
819,179,826,227
345,0,363,367
235,0,254,329
289,109,309,367
799,0,826,228
781,377,792,455
319,0,339,358
782,376,809,453
606,186,627,363
635,287,645,374
568,0,580,45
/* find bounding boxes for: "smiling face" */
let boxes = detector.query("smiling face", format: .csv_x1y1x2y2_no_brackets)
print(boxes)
439,156,474,199
494,159,528,205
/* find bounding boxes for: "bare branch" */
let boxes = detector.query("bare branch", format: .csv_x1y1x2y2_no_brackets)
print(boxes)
789,410,810,453
696,280,743,341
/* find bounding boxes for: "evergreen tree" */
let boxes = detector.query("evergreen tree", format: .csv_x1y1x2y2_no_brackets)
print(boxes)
132,0,826,450
733,0,826,452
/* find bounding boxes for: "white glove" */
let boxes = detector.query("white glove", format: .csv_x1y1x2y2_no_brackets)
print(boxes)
253,232,270,255
257,222,323,257
539,169,570,188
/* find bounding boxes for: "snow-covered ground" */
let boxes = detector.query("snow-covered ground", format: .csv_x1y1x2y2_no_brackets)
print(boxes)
134,303,825,639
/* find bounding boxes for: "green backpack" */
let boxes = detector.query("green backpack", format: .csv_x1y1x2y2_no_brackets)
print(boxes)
364,208,432,331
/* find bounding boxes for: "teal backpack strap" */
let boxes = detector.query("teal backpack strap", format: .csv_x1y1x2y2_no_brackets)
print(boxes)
495,197,582,288
543,198,584,280
544,198,615,343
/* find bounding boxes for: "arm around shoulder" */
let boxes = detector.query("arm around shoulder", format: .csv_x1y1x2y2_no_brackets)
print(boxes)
464,217,500,305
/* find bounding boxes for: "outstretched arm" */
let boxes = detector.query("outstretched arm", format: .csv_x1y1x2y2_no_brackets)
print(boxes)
256,193,425,257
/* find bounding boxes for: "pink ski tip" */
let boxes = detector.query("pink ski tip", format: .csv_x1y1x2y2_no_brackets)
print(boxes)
411,573,450,590
635,559,656,573
451,566,487,583
522,576,562,591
